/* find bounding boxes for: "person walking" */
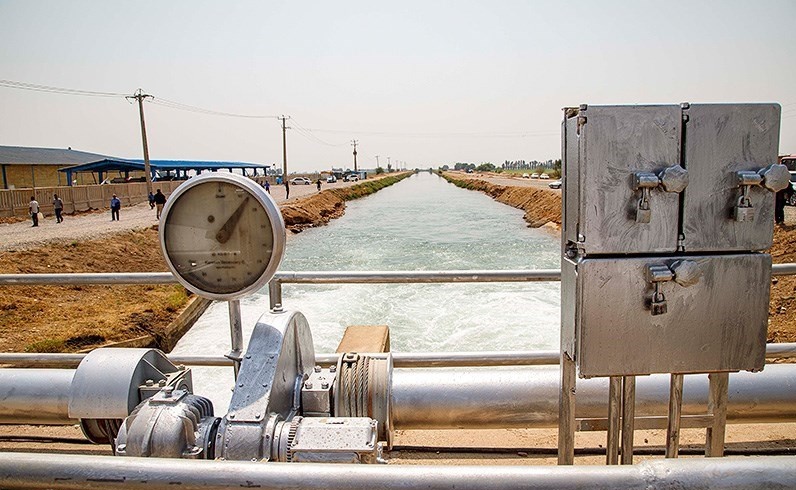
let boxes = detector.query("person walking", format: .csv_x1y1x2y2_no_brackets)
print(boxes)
264,180,270,194
316,179,322,192
154,189,167,219
284,181,290,200
775,184,793,225
148,191,155,209
29,196,40,227
110,194,121,221
52,194,64,223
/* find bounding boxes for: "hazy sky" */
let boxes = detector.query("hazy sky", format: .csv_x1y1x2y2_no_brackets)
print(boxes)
1,1,795,172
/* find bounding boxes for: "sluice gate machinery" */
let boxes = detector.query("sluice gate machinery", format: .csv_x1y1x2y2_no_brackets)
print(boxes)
0,105,795,489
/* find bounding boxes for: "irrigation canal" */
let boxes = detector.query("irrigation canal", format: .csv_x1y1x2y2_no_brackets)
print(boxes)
172,171,561,411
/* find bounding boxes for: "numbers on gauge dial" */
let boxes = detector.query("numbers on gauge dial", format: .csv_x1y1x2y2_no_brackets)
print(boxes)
163,181,275,295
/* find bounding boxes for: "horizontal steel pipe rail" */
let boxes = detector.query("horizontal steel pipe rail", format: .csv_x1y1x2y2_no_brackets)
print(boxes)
1,343,795,369
0,452,793,490
3,363,795,428
0,272,175,285
274,269,562,283
1,263,794,286
0,369,75,425
391,364,796,429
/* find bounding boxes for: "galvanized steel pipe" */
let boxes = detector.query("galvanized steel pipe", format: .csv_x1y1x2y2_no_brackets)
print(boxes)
0,452,793,490
390,364,796,429
1,343,795,369
2,263,795,287
0,369,75,425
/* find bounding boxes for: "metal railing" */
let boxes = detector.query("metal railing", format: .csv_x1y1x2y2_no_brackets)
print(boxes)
1,265,795,369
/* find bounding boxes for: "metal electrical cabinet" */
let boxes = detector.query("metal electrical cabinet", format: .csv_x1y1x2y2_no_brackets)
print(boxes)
558,102,787,465
561,103,783,378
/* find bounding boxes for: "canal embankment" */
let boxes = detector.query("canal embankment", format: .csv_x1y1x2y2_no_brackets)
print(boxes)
282,172,412,232
440,171,561,229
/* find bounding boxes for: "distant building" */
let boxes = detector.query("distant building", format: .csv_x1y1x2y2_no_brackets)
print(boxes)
0,146,115,189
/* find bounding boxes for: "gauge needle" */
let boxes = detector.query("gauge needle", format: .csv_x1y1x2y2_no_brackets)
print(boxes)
215,196,250,244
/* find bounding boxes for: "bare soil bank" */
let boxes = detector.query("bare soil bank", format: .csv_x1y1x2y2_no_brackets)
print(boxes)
0,174,412,353
442,171,796,343
281,173,412,232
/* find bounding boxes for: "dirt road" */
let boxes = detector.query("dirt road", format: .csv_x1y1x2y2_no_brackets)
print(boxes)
0,178,359,252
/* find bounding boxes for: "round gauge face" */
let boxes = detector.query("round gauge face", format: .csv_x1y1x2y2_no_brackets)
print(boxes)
160,173,285,300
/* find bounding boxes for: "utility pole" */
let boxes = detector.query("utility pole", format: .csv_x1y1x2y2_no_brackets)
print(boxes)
351,140,358,172
280,116,291,179
127,89,154,194
387,156,391,172
375,155,380,168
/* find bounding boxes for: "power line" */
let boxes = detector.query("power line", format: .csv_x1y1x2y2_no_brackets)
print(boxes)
150,97,279,119
0,79,126,98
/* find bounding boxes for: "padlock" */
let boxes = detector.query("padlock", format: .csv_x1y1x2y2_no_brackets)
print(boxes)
650,291,667,315
635,199,652,223
733,196,754,222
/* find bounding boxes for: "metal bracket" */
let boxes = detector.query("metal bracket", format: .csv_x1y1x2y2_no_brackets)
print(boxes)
645,261,701,315
633,165,688,223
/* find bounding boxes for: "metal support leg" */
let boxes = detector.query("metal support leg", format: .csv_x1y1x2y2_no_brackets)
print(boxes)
665,373,684,458
705,371,729,457
606,377,621,464
558,352,576,465
621,375,636,465
268,279,283,312
226,299,243,379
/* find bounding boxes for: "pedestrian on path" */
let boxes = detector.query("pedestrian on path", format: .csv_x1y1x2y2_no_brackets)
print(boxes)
110,194,121,221
264,180,270,194
154,189,167,219
29,196,40,227
148,191,155,209
316,179,322,192
53,194,64,223
284,181,290,200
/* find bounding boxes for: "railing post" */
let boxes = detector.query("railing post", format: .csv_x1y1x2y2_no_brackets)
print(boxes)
269,279,283,312
226,299,243,379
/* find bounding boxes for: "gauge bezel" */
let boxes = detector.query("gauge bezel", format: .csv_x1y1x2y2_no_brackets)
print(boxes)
158,172,286,301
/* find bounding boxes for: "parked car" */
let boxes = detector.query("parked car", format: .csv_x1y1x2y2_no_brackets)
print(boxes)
530,173,540,179
290,177,312,185
789,172,796,206
344,174,359,182
326,175,337,183
548,180,562,189
521,173,530,179
540,173,550,180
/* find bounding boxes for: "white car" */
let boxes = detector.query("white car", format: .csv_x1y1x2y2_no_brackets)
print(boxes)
326,175,337,183
521,173,530,179
530,173,540,179
290,177,312,185
344,174,359,182
540,173,550,180
548,180,562,189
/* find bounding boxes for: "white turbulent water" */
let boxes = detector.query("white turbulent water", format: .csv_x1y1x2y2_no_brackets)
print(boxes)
172,172,561,411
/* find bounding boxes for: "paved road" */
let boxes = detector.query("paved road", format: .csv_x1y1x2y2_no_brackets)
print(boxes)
0,178,360,251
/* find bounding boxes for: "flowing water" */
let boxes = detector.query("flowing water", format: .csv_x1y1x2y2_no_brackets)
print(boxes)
173,172,561,411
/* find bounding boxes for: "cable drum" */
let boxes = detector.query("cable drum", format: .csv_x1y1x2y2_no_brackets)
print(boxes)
334,353,393,446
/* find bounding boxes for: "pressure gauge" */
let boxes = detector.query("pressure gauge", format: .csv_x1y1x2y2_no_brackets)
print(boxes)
159,172,285,300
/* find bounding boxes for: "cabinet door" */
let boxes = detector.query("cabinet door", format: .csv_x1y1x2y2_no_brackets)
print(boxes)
577,105,682,255
682,104,781,252
575,254,770,377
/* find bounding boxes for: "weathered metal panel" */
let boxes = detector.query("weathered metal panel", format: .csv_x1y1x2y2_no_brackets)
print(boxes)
682,103,781,252
577,105,681,254
576,254,770,377
562,113,580,246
